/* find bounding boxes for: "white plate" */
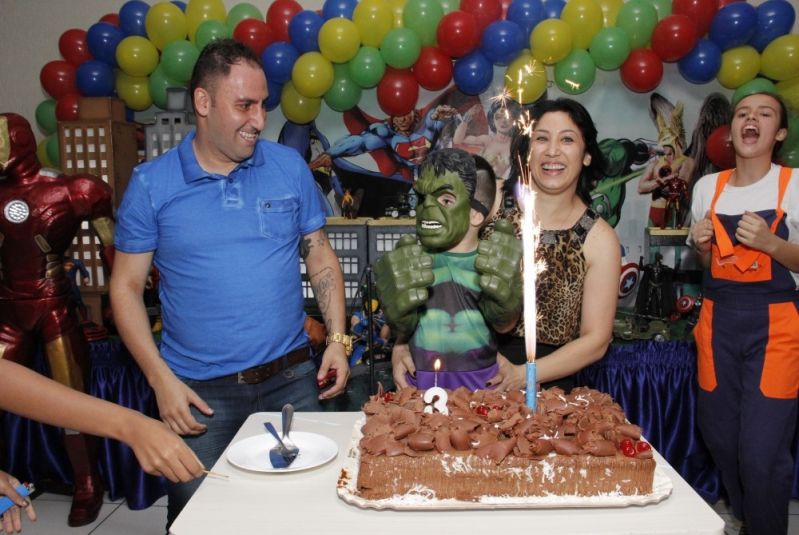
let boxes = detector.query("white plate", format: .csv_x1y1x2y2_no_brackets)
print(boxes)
226,431,338,473
337,417,673,510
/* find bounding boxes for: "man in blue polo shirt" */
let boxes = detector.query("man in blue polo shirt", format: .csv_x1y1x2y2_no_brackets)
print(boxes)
110,40,351,529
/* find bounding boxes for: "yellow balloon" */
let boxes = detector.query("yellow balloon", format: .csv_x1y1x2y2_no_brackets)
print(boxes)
777,76,799,114
145,2,188,50
281,81,322,124
505,51,548,104
36,138,53,168
717,46,760,89
530,19,573,65
116,72,153,111
186,0,227,42
596,0,623,27
116,36,160,77
292,52,335,98
761,35,799,82
319,18,362,63
560,0,602,50
388,0,406,28
353,0,393,48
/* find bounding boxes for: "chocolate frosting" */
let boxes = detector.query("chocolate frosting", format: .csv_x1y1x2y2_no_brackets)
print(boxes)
359,386,651,463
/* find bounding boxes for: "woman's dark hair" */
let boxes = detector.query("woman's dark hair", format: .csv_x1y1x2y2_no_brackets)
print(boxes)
731,91,789,160
505,98,606,206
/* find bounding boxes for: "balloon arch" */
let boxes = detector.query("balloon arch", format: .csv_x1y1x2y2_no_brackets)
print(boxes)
34,0,799,168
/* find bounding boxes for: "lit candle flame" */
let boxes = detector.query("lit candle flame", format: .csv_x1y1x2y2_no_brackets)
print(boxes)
434,358,440,387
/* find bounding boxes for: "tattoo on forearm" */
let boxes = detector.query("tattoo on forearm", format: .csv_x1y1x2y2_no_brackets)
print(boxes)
310,266,335,321
300,234,328,260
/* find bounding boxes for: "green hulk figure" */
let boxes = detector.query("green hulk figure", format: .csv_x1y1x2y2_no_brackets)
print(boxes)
375,148,522,391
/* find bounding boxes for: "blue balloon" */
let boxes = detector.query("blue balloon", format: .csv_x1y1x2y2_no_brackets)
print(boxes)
709,3,757,51
453,50,494,95
171,1,187,11
289,11,325,54
76,60,115,97
507,0,544,40
749,0,796,52
481,20,525,66
87,22,124,66
322,0,357,20
678,39,722,84
261,42,300,84
542,0,565,20
266,80,283,111
119,0,149,37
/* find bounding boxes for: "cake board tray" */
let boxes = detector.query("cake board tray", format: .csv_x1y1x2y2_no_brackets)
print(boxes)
337,417,673,511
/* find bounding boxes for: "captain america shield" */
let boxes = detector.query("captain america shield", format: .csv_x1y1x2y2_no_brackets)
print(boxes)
618,263,639,298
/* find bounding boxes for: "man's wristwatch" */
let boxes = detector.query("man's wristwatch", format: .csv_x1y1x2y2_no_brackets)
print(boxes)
326,332,353,357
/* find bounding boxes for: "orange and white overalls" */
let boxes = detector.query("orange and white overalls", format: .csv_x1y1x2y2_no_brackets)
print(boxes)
694,166,799,535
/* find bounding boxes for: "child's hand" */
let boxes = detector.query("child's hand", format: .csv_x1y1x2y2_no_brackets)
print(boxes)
691,210,714,254
736,211,777,254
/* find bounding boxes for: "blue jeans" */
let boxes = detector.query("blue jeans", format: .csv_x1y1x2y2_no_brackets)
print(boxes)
165,358,322,531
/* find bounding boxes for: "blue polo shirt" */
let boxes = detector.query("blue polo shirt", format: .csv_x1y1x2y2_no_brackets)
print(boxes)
115,131,326,380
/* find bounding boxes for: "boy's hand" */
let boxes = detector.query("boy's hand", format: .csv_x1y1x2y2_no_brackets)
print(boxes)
374,234,433,339
476,219,522,327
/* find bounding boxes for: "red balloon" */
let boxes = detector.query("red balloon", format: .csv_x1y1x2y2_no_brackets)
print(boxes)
706,125,736,169
59,29,93,66
459,0,503,34
651,15,699,62
99,13,120,26
266,0,302,43
55,93,81,121
413,47,453,91
716,0,743,7
620,49,664,93
437,11,480,58
500,0,512,18
672,0,719,37
377,68,419,117
234,19,278,56
40,60,78,100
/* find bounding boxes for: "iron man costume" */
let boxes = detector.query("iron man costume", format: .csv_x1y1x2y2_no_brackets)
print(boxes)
0,113,114,527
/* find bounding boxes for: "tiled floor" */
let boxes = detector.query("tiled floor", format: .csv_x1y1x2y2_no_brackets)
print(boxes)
10,492,799,534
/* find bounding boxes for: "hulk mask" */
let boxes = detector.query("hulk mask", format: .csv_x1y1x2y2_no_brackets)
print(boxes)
414,166,471,251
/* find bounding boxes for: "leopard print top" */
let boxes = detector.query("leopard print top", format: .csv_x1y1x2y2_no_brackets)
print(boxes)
481,196,598,345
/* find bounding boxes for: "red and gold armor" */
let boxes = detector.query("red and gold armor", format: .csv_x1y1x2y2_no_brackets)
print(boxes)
0,113,114,527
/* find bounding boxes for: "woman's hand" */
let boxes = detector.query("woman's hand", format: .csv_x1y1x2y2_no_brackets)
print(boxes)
486,354,526,392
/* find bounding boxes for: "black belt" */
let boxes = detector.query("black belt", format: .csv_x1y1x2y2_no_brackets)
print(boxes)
214,346,310,384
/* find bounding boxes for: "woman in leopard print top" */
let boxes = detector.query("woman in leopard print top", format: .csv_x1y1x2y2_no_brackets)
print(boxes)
482,98,621,392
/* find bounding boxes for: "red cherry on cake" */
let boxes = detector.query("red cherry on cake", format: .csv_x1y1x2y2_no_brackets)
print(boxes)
635,441,651,453
475,405,489,416
381,392,395,403
619,438,634,450
621,445,636,457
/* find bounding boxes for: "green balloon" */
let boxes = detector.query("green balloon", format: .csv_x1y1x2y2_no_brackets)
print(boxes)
149,64,184,110
403,0,444,47
645,0,671,20
348,46,386,88
616,0,658,49
226,2,263,33
590,27,631,71
380,28,422,69
196,20,230,51
555,49,596,95
35,99,57,135
324,64,362,112
162,40,200,83
438,0,457,14
46,134,60,168
733,78,778,107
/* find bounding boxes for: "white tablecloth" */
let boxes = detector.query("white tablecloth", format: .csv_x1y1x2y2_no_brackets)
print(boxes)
171,412,725,535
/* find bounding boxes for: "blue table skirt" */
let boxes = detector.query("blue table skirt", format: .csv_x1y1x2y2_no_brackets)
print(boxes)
2,339,797,509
